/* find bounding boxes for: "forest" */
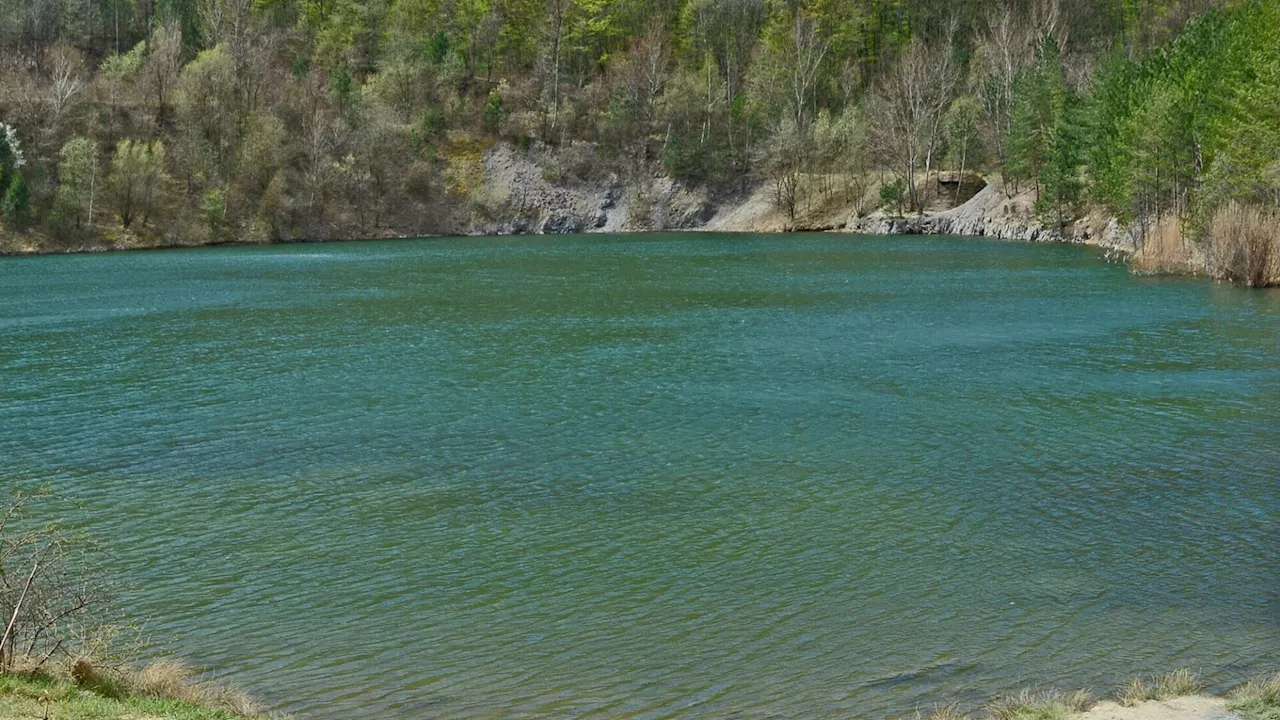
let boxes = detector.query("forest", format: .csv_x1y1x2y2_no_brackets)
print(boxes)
0,0,1276,281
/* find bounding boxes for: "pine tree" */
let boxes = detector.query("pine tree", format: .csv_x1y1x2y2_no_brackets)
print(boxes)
2,170,31,228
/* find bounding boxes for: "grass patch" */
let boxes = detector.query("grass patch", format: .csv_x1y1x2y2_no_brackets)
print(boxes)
1116,669,1201,706
986,688,1093,720
0,660,276,720
1228,672,1280,720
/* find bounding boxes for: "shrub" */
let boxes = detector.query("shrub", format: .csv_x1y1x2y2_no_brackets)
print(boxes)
0,488,121,674
880,177,907,216
482,84,507,134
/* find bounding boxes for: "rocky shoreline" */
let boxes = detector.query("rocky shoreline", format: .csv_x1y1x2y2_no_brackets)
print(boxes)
1,142,1137,258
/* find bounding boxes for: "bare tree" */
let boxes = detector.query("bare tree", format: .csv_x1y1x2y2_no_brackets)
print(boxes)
541,0,570,138
144,22,182,124
758,117,807,225
199,0,256,51
871,36,959,215
1,488,117,673
614,18,669,157
787,13,829,126
46,44,86,131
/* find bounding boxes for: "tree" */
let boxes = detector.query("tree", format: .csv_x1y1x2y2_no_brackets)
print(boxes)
56,137,99,227
108,139,168,229
784,13,830,127
143,22,183,124
975,5,1032,188
758,116,808,224
46,45,87,132
944,95,985,204
870,36,959,214
0,122,24,199
2,171,30,228
175,45,240,179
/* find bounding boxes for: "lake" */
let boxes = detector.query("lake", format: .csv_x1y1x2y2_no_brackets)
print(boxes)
1,233,1277,719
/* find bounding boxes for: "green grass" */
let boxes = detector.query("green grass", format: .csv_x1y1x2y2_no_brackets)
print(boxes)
0,672,267,720
1229,673,1280,720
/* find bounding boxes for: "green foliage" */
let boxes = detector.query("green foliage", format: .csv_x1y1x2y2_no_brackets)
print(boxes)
421,106,446,137
108,139,169,229
482,84,507,133
2,170,30,227
944,95,984,173
879,176,905,215
201,187,226,235
330,67,354,109
1082,0,1280,227
56,137,98,227
99,41,147,79
428,29,450,64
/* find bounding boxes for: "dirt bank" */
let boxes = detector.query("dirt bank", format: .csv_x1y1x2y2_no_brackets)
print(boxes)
1081,696,1241,720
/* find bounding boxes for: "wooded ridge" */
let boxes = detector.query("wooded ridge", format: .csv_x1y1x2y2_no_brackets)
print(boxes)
0,0,1276,282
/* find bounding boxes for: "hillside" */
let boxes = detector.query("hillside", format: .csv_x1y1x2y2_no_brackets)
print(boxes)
0,0,1276,283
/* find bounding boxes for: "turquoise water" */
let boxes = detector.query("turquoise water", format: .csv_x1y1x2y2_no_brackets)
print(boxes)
1,233,1277,719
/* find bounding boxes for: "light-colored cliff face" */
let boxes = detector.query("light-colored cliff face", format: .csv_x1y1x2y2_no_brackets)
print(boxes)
698,174,1137,253
473,144,716,235
842,182,1137,253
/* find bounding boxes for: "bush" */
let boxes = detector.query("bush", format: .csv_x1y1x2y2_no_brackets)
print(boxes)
482,84,507,134
880,177,907,216
0,487,120,673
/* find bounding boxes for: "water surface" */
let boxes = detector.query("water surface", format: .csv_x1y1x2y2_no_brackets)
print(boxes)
2,234,1277,719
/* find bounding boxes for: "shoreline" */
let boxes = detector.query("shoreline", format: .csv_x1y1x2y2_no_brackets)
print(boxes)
1,666,1275,720
0,178,1132,258
0,168,1237,285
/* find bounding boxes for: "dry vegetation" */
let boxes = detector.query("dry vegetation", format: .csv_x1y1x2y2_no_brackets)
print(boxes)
1116,669,1202,706
1206,203,1280,287
1,487,271,719
986,687,1095,720
1129,217,1202,277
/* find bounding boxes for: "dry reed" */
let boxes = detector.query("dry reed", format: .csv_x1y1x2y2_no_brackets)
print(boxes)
1207,202,1280,287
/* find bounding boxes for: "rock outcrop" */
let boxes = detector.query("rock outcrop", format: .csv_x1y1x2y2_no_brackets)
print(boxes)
843,182,1137,253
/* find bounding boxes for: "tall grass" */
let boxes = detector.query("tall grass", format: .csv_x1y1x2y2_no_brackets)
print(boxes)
1207,203,1280,287
1116,669,1201,706
986,688,1094,720
3,655,269,718
130,658,265,717
1129,217,1200,276
1229,672,1280,720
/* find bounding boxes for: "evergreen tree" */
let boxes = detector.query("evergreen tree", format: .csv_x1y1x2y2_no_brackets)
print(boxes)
2,170,31,228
